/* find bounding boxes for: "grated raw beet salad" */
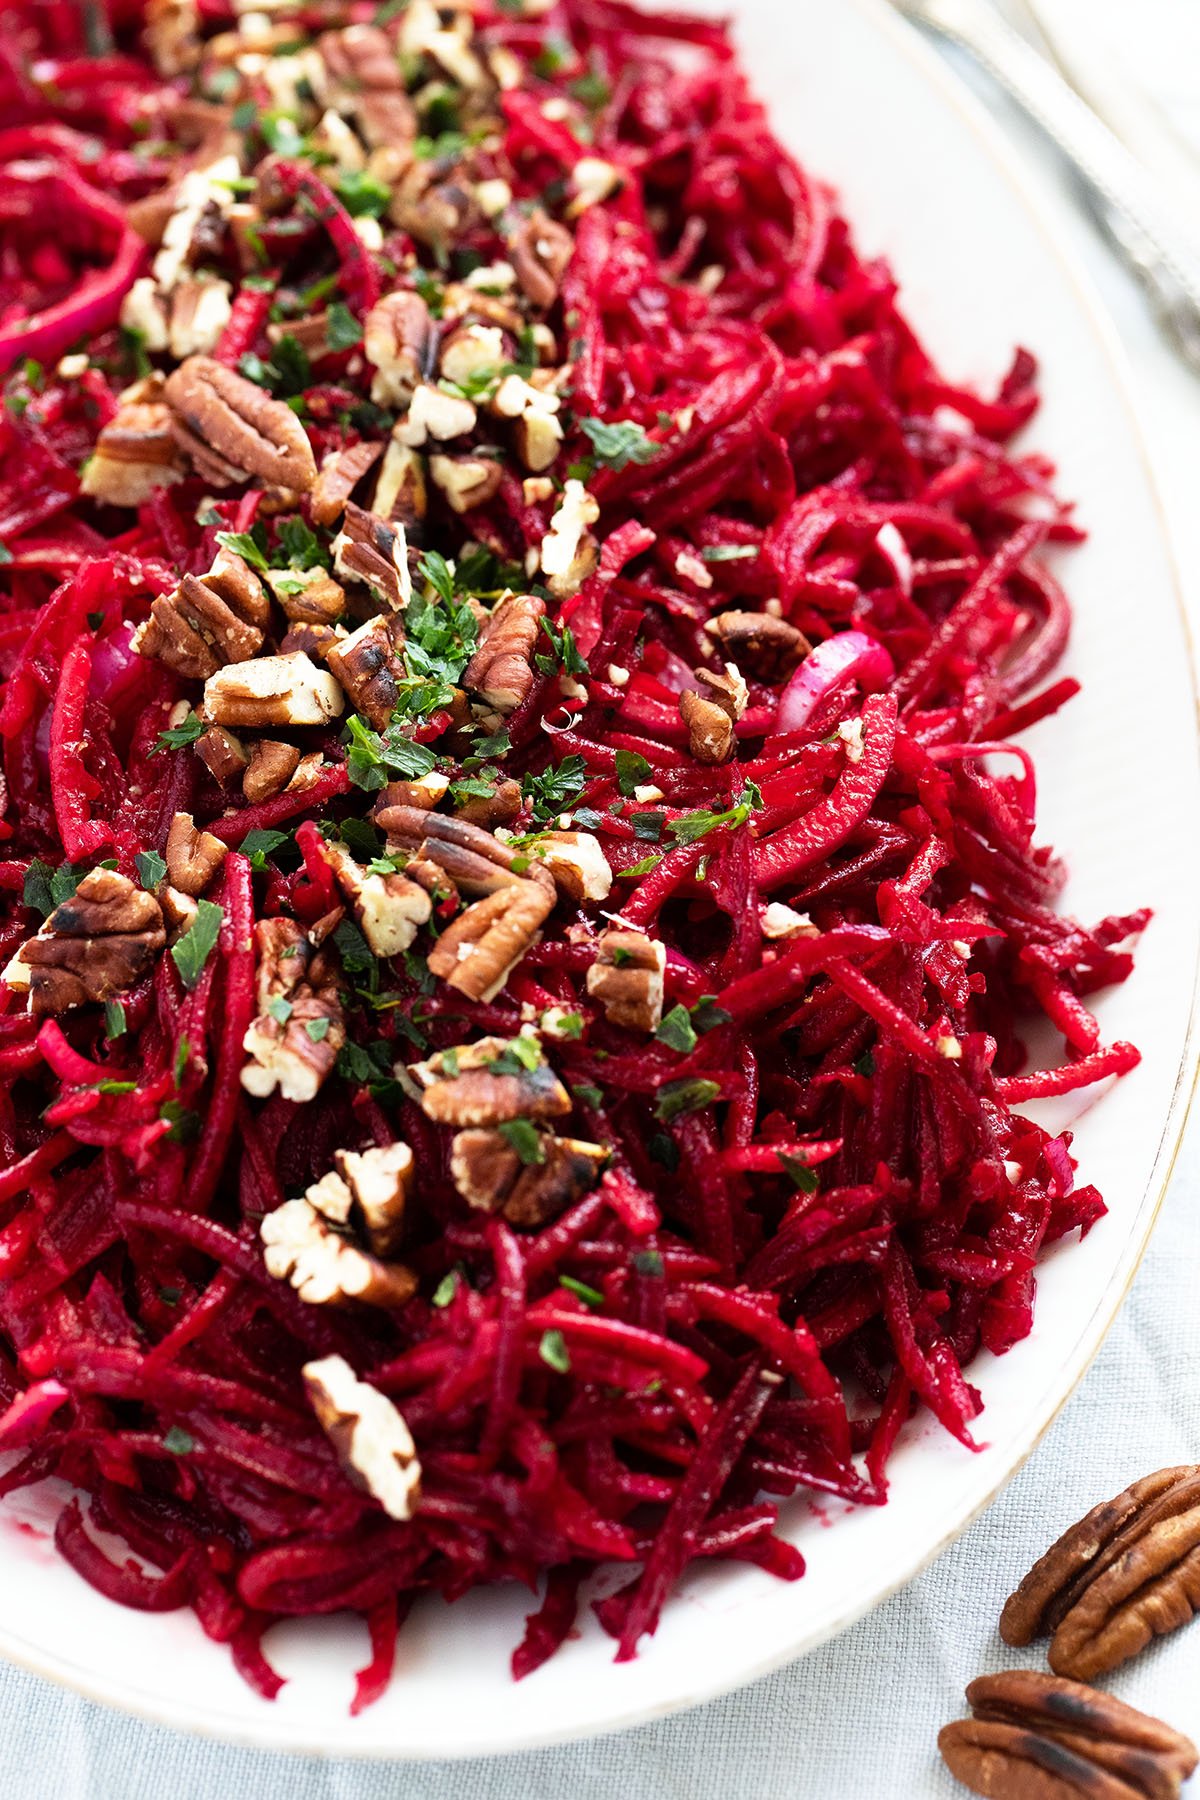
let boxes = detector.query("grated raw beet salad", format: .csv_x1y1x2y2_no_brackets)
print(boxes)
0,0,1147,1707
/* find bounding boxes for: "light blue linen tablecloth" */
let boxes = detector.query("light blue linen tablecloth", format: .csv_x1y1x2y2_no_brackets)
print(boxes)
5,11,1200,1794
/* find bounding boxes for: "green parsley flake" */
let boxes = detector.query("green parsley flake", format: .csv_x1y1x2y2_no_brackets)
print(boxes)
538,1328,571,1374
171,900,224,991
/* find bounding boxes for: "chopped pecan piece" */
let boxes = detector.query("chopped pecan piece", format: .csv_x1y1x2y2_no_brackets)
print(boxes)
680,664,747,765
454,776,522,830
318,23,417,150
167,277,233,358
262,1202,416,1310
13,869,165,1017
394,382,477,449
372,438,428,530
527,831,613,904
711,609,810,680
196,724,248,787
322,841,431,957
241,918,345,1102
80,400,184,508
1001,1466,1200,1681
323,1142,413,1259
377,771,450,812
512,400,564,473
204,651,344,729
507,207,574,310
165,810,227,897
164,355,318,492
450,1129,610,1228
463,591,545,715
325,614,407,730
586,927,665,1032
939,1670,1197,1800
540,479,599,598
264,565,346,625
364,290,436,410
280,621,344,660
426,881,554,1004
243,740,302,804
133,546,271,682
303,1355,421,1520
412,1035,571,1126
332,502,412,610
376,807,554,900
429,453,504,515
311,443,385,535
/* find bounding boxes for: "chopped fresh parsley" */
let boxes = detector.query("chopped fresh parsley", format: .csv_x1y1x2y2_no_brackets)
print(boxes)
572,1083,604,1110
331,917,375,975
336,168,391,218
151,711,205,754
614,749,651,796
633,1248,665,1278
173,1034,192,1086
23,859,90,919
215,525,269,572
691,996,733,1035
163,1426,194,1456
655,1004,697,1054
432,1269,460,1307
276,516,329,571
535,616,589,679
655,1077,721,1122
700,544,759,563
578,416,660,472
171,900,223,991
240,828,290,872
778,1154,820,1195
104,1000,127,1041
499,1119,545,1165
305,1017,331,1043
668,781,764,845
344,715,439,790
559,1274,604,1309
522,754,587,822
538,1327,571,1373
325,300,363,351
134,849,167,891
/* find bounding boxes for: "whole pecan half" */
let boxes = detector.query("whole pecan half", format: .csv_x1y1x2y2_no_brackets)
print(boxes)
413,1039,571,1127
586,927,665,1032
939,1671,1197,1800
14,869,165,1016
1000,1466,1200,1681
711,610,810,680
426,879,554,1003
450,1128,610,1228
164,355,317,491
311,440,385,528
375,806,555,901
463,591,545,716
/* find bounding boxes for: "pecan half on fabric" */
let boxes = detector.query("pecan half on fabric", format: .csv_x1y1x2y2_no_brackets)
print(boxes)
14,870,165,1016
164,355,318,491
1000,1466,1200,1680
450,1129,610,1228
463,591,545,716
939,1670,1197,1800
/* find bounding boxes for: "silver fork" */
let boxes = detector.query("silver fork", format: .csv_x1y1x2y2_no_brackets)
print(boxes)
889,0,1200,374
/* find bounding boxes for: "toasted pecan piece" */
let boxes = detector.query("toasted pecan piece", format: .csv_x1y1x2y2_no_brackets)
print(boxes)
463,591,545,716
165,810,227,897
426,880,554,1004
81,400,185,508
586,927,665,1032
311,440,385,527
164,355,317,491
450,1129,609,1228
12,869,165,1017
711,610,810,680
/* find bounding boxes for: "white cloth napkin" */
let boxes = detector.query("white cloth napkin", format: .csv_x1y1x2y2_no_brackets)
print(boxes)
3,12,1199,1795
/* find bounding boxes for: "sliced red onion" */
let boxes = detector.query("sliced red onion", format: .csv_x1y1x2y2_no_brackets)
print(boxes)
874,523,913,598
776,630,895,734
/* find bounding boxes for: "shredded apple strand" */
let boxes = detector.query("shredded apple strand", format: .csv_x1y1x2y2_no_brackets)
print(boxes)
0,0,1143,1708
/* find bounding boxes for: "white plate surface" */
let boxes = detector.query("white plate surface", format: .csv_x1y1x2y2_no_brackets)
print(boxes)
1,0,1197,1758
